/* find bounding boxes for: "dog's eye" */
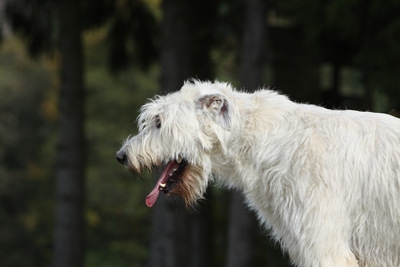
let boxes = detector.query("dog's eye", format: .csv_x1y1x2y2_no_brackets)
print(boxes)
138,119,147,131
155,115,161,129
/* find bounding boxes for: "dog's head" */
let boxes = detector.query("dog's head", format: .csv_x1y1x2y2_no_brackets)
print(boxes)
116,80,234,208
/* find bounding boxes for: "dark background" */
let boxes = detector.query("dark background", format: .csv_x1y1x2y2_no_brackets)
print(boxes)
1,0,400,266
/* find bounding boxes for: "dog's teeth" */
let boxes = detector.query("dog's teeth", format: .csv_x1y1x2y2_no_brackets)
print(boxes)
177,157,182,163
173,168,177,172
160,183,166,188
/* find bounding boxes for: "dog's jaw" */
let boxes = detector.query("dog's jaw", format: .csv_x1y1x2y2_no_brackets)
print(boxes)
145,157,187,207
145,158,207,208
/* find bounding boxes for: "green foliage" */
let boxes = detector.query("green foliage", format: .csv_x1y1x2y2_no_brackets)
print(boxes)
84,28,159,267
6,0,159,71
5,0,57,57
0,30,159,266
276,0,400,107
3,0,400,266
0,37,56,267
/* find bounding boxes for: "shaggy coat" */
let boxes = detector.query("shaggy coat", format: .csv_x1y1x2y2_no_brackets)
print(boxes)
117,81,400,267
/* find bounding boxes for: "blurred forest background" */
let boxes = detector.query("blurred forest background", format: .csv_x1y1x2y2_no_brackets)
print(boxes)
1,0,400,266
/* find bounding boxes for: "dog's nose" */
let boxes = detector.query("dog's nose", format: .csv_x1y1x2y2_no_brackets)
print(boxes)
116,151,127,165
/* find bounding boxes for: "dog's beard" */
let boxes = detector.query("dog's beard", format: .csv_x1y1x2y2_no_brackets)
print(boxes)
145,157,206,208
146,157,187,207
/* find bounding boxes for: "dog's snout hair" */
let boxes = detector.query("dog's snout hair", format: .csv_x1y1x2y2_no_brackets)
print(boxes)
117,80,400,267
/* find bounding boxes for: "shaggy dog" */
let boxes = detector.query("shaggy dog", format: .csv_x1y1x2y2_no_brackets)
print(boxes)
116,80,400,267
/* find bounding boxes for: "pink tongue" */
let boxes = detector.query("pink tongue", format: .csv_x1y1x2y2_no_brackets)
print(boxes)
145,160,180,207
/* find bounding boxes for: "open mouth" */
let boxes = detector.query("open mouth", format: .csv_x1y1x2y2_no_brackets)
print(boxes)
145,157,188,207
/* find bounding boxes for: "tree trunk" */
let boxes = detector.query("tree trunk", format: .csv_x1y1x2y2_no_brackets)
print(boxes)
159,0,191,95
226,0,267,266
53,0,85,266
147,0,192,266
148,0,217,266
192,189,215,267
225,192,256,267
147,199,180,267
271,28,320,104
240,0,268,90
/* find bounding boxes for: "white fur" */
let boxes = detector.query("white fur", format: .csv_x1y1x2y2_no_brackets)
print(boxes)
117,80,400,267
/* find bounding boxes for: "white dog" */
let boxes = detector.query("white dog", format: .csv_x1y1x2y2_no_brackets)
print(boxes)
116,80,400,267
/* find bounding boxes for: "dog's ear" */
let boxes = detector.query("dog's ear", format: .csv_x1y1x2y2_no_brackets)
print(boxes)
196,94,231,130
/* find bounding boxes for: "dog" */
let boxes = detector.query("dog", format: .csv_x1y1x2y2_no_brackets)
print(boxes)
116,80,400,267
